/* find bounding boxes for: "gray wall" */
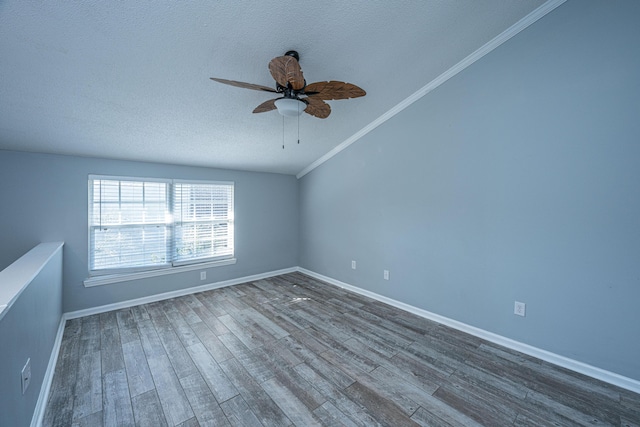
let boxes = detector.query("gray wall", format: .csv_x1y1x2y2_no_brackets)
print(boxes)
0,151,299,312
299,0,640,381
0,244,63,427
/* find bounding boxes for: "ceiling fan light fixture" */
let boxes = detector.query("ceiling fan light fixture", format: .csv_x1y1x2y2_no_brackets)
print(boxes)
274,98,306,117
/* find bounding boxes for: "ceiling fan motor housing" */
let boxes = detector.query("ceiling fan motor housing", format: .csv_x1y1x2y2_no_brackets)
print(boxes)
284,50,300,61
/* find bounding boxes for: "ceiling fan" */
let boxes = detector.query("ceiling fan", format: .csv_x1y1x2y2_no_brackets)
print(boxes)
210,51,365,119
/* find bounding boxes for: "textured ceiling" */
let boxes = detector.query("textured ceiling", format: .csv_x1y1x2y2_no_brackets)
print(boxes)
0,1,546,175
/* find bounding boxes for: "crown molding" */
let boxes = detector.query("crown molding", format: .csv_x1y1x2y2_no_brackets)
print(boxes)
296,0,567,179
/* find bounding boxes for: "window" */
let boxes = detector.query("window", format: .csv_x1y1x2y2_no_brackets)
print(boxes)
173,181,234,265
89,175,234,276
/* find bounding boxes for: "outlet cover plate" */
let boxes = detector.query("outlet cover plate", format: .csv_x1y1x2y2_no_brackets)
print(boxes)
514,301,526,317
383,270,390,280
200,271,206,280
351,261,356,270
21,358,31,394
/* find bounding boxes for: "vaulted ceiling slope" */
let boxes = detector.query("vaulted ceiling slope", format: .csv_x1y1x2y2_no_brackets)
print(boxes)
0,1,548,175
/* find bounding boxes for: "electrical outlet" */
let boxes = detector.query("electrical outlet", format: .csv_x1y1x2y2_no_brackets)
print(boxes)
383,270,389,280
351,260,356,270
514,301,526,317
200,271,206,280
21,358,31,394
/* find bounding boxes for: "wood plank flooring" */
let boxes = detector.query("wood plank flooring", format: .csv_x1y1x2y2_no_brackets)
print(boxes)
43,272,640,426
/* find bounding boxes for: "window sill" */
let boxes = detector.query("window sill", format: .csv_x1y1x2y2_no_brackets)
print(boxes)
83,258,237,287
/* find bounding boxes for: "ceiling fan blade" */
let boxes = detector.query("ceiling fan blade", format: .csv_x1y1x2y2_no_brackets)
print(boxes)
304,81,366,100
210,77,277,93
269,56,305,90
253,98,278,114
303,97,331,119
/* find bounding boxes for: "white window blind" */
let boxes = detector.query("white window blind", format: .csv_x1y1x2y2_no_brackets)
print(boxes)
89,176,234,276
173,181,234,265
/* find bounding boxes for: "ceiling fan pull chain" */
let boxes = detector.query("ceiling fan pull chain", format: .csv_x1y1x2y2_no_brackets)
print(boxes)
297,109,300,144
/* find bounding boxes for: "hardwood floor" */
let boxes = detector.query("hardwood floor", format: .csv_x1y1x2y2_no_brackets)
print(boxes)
43,272,640,426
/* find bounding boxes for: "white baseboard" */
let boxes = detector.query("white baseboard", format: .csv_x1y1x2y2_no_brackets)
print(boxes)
65,267,298,320
297,267,640,394
31,316,66,427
